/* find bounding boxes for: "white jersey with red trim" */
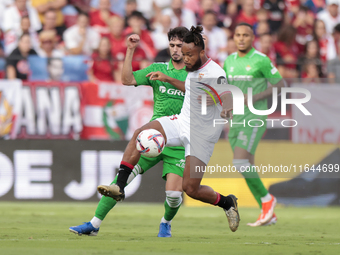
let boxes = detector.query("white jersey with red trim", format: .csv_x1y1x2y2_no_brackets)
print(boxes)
178,59,229,143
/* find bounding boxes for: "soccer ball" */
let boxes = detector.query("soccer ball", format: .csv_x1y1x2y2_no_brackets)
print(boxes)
136,129,165,158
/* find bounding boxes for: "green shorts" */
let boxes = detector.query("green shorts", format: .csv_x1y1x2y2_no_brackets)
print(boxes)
137,146,185,180
228,125,266,155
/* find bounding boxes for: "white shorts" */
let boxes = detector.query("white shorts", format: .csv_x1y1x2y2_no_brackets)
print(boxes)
156,115,215,165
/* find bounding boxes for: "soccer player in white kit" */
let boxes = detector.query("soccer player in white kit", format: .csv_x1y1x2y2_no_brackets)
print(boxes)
98,26,240,232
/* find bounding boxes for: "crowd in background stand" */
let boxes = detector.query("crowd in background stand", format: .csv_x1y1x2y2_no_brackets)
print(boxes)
2,0,340,83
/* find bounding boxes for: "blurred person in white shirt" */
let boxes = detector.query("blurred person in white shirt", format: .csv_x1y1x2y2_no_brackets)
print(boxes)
151,15,172,51
317,0,340,35
201,10,227,64
162,0,197,29
63,12,100,55
37,30,64,58
4,16,40,56
2,0,41,33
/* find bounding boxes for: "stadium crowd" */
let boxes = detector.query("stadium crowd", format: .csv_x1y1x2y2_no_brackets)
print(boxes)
1,0,340,82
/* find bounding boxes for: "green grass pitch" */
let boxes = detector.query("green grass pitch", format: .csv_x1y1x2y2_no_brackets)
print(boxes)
0,202,339,255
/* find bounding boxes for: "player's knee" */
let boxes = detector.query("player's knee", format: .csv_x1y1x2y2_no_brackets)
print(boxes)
183,184,198,199
165,191,182,208
233,159,251,173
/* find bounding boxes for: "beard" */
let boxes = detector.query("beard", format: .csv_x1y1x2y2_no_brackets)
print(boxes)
172,55,182,63
185,58,202,72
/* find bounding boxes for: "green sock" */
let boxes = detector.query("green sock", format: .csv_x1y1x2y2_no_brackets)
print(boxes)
242,166,268,209
94,176,118,220
163,199,181,222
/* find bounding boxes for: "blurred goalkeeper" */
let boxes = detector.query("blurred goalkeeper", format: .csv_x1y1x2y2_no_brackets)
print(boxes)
69,27,189,237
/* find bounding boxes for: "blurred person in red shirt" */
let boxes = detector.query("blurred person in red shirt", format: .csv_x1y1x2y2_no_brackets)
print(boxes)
90,0,118,37
125,11,156,59
273,25,299,78
109,16,126,60
88,36,116,82
313,19,336,64
292,6,314,54
301,60,322,83
236,0,257,26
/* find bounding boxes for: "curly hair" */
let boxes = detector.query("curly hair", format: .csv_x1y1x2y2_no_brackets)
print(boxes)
167,26,189,42
183,25,205,50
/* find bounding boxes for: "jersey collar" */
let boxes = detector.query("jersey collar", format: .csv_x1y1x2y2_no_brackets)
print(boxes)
236,47,256,59
168,59,186,71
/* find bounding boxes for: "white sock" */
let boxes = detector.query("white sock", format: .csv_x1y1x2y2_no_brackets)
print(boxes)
90,216,102,228
261,193,272,203
160,217,171,225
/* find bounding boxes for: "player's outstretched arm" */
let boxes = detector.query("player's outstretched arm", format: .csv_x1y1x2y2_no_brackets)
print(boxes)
146,71,185,92
121,34,140,86
251,79,285,104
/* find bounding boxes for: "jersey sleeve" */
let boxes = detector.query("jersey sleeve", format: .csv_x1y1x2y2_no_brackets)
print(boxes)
260,57,282,85
132,63,154,86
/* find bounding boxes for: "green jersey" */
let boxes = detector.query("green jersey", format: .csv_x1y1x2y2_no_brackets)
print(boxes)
133,60,187,121
223,48,282,124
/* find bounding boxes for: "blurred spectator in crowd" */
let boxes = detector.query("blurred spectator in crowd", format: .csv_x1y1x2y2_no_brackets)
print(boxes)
6,33,37,80
88,36,115,82
135,0,171,20
69,0,91,13
253,21,270,48
327,41,340,83
37,9,66,44
301,60,322,83
152,15,172,51
163,0,197,29
186,0,221,25
91,0,126,17
332,23,340,53
253,8,269,32
297,39,323,78
31,0,66,27
201,10,227,64
226,37,237,55
125,11,156,59
292,6,314,53
263,0,287,33
90,0,117,37
4,16,40,56
37,30,64,57
125,0,137,15
317,0,340,34
303,0,324,14
109,16,126,60
2,0,42,33
274,25,299,78
313,19,336,64
257,33,277,65
47,58,64,81
236,0,257,26
63,12,100,55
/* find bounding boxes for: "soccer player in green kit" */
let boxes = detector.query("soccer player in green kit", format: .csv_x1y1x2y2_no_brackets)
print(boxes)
69,27,189,237
223,23,285,227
